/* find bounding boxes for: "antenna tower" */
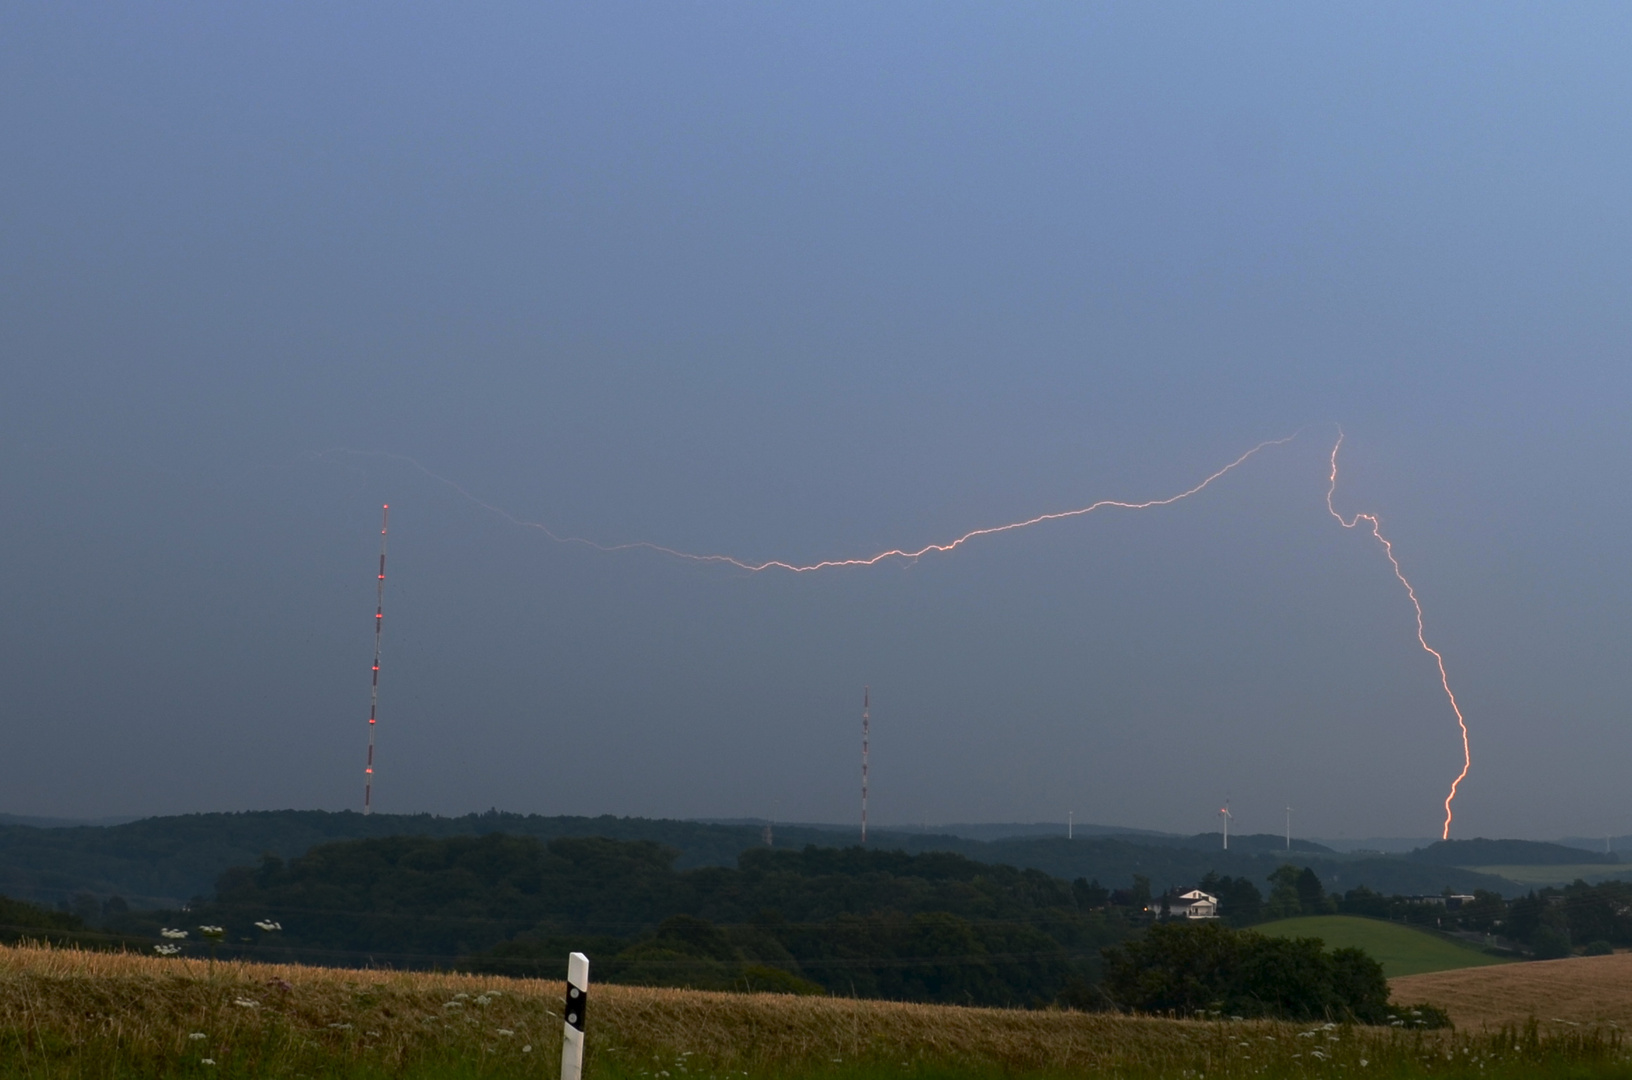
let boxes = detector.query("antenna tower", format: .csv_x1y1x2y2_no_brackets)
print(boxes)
363,504,388,815
861,687,870,845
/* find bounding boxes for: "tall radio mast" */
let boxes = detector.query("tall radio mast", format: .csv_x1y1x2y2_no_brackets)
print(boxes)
861,687,870,845
363,504,388,815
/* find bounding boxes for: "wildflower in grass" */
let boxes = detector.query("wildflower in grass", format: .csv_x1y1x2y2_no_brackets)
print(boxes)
154,944,181,956
522,1045,532,1054
200,1060,216,1066
161,928,188,939
254,919,281,932
443,1001,463,1008
496,1028,514,1036
197,925,226,971
233,998,259,1008
188,1033,207,1041
475,994,491,1005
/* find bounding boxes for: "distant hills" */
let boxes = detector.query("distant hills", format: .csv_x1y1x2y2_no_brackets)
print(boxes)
1406,839,1620,867
0,810,1591,910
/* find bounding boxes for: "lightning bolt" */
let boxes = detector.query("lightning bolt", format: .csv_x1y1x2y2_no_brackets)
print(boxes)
322,435,1295,573
1327,431,1470,840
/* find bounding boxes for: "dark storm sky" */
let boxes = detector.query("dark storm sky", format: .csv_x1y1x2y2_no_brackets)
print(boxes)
3,4,1629,839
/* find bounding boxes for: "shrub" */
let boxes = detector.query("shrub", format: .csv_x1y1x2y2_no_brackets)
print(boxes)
1388,1002,1453,1029
1101,921,1389,1023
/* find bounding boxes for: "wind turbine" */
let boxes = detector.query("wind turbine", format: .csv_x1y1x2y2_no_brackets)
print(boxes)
1285,805,1292,851
1219,802,1233,851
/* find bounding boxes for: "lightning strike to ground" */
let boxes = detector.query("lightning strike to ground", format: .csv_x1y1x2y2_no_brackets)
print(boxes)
325,435,1296,574
1326,431,1470,840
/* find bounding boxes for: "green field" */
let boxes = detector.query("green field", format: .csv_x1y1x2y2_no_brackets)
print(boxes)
1470,864,1632,886
1255,915,1511,977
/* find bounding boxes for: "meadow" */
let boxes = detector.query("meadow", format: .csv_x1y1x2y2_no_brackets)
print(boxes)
3,943,1631,1079
1391,950,1632,1030
1467,865,1631,887
1253,916,1510,977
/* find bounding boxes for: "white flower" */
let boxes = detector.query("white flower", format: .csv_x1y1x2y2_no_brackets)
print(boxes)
154,944,182,956
475,995,491,1006
198,925,225,939
233,998,259,1008
522,1045,532,1054
254,920,282,932
200,1059,216,1066
188,1033,207,1040
161,928,188,939
443,1001,464,1009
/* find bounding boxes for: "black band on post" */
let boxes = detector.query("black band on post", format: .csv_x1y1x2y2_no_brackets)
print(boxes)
564,983,587,1032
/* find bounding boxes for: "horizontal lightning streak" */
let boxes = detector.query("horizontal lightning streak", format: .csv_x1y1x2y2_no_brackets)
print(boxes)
1326,432,1470,841
322,435,1295,574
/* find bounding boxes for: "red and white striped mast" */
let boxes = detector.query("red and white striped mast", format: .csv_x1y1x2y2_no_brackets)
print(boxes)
860,686,870,845
364,504,388,815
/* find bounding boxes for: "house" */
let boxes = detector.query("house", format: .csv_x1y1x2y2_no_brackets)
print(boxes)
1162,889,1220,920
1407,894,1477,909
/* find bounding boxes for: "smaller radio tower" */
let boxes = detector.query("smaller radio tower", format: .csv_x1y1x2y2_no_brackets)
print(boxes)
860,687,870,845
363,504,389,815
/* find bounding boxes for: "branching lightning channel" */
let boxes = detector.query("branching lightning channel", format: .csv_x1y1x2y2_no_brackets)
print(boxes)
323,435,1295,574
1326,431,1470,840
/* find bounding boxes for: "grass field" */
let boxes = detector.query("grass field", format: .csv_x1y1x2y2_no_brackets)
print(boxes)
1254,915,1511,977
1469,865,1632,886
3,942,1631,1079
1392,951,1632,1031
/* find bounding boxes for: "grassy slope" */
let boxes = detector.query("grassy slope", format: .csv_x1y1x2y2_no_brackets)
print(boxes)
0,944,1624,1080
1255,915,1509,977
1468,865,1632,886
1392,951,1632,1030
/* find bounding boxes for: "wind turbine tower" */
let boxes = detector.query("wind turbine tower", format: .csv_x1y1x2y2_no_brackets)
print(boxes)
1285,806,1292,851
1219,802,1233,851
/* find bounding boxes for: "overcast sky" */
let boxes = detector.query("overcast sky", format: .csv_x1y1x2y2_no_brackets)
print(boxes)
3,4,1629,840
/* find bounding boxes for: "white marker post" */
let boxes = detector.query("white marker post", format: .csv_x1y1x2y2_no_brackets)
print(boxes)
561,952,589,1080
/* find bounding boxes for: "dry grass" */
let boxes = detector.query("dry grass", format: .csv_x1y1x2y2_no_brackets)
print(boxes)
2,942,1629,1079
1392,951,1632,1032
0,943,1257,1075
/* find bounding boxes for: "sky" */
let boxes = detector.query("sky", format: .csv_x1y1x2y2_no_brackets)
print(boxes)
2,3,1629,840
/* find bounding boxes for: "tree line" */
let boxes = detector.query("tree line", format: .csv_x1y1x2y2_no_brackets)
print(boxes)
58,833,1478,1018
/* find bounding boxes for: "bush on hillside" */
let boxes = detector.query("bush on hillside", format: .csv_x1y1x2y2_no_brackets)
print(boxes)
0,894,83,942
1389,1002,1453,1029
1101,921,1389,1023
